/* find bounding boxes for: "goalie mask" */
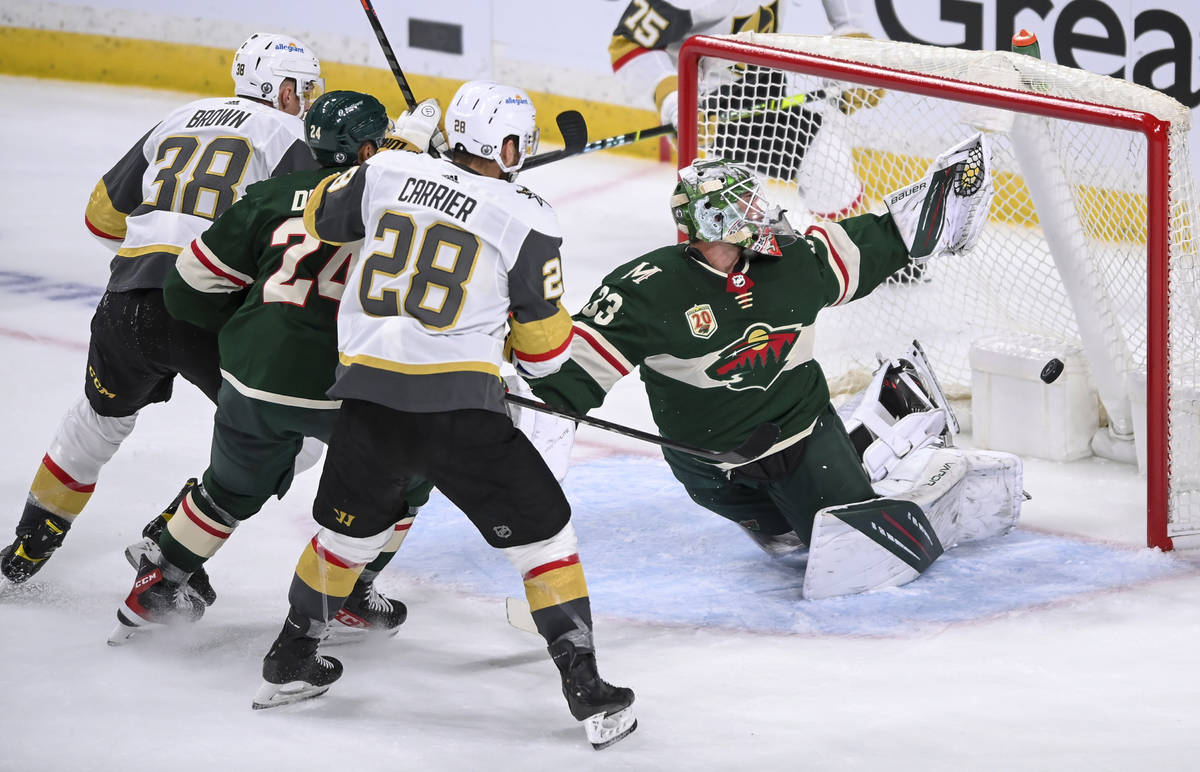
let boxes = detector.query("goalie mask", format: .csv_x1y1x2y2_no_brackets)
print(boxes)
445,80,540,178
304,91,389,167
232,33,324,114
671,158,796,255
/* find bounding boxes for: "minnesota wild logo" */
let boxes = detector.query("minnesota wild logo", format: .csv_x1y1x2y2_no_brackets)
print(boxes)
706,322,802,390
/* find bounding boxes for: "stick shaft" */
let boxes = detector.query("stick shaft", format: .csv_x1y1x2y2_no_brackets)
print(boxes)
359,0,418,110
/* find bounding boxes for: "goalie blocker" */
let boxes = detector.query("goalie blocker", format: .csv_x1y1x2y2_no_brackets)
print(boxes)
803,342,1024,600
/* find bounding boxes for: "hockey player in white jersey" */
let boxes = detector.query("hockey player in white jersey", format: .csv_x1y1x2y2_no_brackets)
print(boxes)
251,80,637,750
1,32,322,588
609,0,881,220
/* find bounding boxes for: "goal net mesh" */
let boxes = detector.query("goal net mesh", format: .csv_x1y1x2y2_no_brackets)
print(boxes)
684,33,1199,545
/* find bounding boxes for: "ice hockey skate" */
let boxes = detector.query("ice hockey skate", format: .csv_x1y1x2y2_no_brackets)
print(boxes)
123,478,217,606
253,621,343,709
321,579,407,645
107,555,206,645
548,631,637,750
0,504,71,585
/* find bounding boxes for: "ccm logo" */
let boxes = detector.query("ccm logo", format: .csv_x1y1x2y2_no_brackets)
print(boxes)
134,570,161,589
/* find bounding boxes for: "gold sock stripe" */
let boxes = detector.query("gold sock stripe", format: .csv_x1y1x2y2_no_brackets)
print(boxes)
523,556,589,612
295,537,362,598
29,456,93,517
382,518,414,552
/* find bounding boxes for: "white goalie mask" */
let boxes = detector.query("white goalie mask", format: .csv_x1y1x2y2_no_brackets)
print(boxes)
232,32,324,113
445,80,540,177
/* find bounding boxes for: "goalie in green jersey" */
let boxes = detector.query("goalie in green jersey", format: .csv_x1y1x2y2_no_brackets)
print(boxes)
108,90,441,645
527,140,1024,599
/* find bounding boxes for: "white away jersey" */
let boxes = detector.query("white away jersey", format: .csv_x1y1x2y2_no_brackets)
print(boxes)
85,96,314,292
303,151,573,414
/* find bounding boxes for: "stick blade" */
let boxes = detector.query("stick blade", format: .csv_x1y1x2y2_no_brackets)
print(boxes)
554,110,588,153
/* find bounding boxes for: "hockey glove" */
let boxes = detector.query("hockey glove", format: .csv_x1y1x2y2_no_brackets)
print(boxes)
884,132,994,260
391,98,449,156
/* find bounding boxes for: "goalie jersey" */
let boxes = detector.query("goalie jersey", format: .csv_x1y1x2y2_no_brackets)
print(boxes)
303,151,573,414
531,214,910,461
84,96,315,293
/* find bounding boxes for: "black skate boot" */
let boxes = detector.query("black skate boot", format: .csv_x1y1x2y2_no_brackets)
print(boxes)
253,617,343,709
107,555,206,645
324,579,407,645
548,631,637,750
0,502,71,584
124,478,216,606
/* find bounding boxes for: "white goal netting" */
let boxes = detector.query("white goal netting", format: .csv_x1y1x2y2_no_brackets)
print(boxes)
682,33,1200,547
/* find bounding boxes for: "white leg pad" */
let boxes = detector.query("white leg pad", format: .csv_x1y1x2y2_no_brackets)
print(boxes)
803,447,1023,600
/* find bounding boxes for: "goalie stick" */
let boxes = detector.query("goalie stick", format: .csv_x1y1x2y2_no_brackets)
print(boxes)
504,393,780,464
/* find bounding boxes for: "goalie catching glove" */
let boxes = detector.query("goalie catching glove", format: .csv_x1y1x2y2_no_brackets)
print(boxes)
390,98,450,156
885,132,994,260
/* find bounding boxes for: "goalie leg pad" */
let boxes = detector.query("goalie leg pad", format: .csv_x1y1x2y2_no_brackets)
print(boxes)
803,497,944,600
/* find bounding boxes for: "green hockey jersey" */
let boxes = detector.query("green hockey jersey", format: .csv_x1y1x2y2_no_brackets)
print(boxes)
164,166,353,407
530,213,910,461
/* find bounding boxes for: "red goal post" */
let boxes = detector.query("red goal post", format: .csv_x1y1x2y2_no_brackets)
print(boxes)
677,33,1198,550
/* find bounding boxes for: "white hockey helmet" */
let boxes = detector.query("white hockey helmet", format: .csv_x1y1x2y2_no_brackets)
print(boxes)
232,32,324,113
445,80,539,175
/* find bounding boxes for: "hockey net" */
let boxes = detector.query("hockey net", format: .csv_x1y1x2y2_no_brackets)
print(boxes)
678,33,1199,550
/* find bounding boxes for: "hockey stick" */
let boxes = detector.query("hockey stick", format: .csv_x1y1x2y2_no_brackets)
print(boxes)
523,122,673,170
504,393,780,464
526,110,589,169
359,0,418,111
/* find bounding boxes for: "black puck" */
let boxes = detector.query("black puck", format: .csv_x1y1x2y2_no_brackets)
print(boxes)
1040,358,1064,384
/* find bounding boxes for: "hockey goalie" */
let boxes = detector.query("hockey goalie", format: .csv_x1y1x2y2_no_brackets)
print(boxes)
800,342,1024,600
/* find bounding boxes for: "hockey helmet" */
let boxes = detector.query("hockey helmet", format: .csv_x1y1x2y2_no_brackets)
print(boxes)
304,91,390,167
232,32,324,113
444,80,539,176
671,158,796,253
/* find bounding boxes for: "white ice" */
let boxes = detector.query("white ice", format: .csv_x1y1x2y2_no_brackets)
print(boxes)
1,76,1198,771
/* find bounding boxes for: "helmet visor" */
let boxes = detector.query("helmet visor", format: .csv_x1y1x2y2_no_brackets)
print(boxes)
720,177,797,252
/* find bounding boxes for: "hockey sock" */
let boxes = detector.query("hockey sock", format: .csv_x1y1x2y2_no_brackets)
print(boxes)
522,553,595,645
159,485,238,573
288,535,371,624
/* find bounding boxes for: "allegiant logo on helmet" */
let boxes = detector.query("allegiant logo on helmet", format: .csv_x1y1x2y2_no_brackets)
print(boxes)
274,42,306,52
504,96,530,105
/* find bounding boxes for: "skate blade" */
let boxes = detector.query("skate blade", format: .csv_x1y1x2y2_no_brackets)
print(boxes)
582,706,637,750
107,619,144,646
251,680,331,710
